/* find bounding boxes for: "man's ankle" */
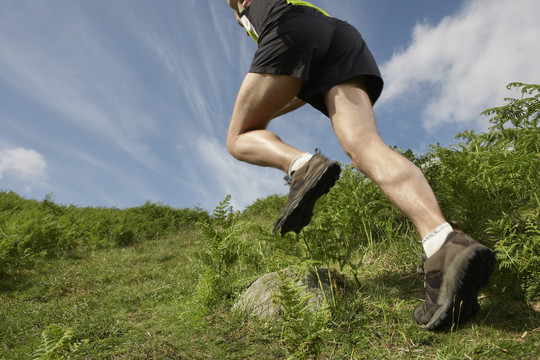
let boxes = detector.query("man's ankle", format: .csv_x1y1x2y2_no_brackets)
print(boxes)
422,222,453,258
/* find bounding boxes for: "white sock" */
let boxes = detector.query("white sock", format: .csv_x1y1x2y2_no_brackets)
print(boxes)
422,222,453,258
288,153,313,176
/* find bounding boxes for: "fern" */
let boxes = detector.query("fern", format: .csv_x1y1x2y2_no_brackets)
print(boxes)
33,324,88,359
195,195,258,306
274,270,332,360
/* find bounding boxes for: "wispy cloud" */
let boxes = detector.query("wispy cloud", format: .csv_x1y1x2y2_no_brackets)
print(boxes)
209,1,236,65
139,1,252,140
141,23,216,138
378,0,540,131
0,1,162,170
195,136,284,210
0,147,48,192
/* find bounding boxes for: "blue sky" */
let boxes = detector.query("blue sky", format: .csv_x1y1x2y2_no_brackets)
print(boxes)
1,0,539,211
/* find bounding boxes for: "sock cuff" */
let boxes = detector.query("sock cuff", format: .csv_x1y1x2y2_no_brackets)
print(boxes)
288,153,313,176
421,222,452,244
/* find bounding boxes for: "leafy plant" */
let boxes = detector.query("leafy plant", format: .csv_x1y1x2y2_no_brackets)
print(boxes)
32,324,88,359
0,192,208,272
196,195,257,306
274,269,332,360
300,163,414,286
423,82,539,299
481,83,539,299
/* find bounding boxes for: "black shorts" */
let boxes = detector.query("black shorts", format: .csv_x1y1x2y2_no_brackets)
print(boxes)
249,7,383,116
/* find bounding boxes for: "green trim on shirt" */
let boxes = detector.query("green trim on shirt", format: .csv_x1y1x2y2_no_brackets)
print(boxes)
241,0,330,44
286,0,329,16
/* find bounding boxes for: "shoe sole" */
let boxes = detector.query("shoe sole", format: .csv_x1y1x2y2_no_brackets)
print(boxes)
422,244,495,331
276,162,341,235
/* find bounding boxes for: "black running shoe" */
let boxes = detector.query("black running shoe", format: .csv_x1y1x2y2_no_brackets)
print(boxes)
273,152,340,236
413,230,495,331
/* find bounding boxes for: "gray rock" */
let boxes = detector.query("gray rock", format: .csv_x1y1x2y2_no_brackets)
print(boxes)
233,267,349,319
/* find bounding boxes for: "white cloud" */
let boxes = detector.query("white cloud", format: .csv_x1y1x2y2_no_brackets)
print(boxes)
0,2,162,171
141,1,249,140
195,136,284,210
378,0,540,131
0,147,48,190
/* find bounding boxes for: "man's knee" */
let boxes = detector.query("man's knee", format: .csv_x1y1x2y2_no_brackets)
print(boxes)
341,133,385,166
226,126,250,160
226,132,238,157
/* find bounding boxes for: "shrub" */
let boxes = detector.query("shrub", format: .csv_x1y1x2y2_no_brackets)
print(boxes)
423,82,539,299
300,163,414,286
195,195,258,306
0,192,208,272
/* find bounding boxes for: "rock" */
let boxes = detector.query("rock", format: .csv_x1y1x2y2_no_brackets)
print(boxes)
233,267,349,320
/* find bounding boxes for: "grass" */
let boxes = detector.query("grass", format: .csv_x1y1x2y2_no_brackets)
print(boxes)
2,81,538,359
0,228,280,359
1,224,538,359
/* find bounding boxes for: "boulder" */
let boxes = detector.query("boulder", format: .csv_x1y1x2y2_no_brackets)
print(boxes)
233,267,349,319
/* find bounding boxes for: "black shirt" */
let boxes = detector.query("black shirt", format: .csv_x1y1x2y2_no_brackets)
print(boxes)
239,0,329,43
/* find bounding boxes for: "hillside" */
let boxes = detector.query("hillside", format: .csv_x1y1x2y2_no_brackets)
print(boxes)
1,83,538,359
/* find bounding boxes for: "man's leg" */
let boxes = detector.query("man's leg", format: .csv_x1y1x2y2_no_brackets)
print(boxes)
325,77,495,331
226,73,305,172
227,72,341,235
323,78,445,238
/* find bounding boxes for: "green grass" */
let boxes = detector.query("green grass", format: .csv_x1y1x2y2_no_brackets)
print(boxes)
1,226,538,359
1,228,283,359
1,83,538,359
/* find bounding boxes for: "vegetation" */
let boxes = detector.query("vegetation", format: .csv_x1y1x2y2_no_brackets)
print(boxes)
0,194,208,272
1,83,538,359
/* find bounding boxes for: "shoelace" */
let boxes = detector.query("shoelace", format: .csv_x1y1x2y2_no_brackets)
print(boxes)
417,254,427,275
283,173,292,185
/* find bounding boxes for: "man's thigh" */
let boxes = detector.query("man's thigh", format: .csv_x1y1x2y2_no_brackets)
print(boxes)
324,77,380,147
229,73,303,135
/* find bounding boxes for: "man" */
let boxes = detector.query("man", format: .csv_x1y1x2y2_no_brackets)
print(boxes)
225,0,495,331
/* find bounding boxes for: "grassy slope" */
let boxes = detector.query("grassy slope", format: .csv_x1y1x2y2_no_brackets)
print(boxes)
1,222,538,359
3,82,538,359
1,229,281,359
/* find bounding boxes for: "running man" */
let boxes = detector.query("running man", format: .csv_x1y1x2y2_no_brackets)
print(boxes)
225,0,495,331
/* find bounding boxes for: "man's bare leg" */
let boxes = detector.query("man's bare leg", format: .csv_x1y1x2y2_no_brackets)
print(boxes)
324,79,496,331
324,78,446,238
227,72,341,235
227,73,305,172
